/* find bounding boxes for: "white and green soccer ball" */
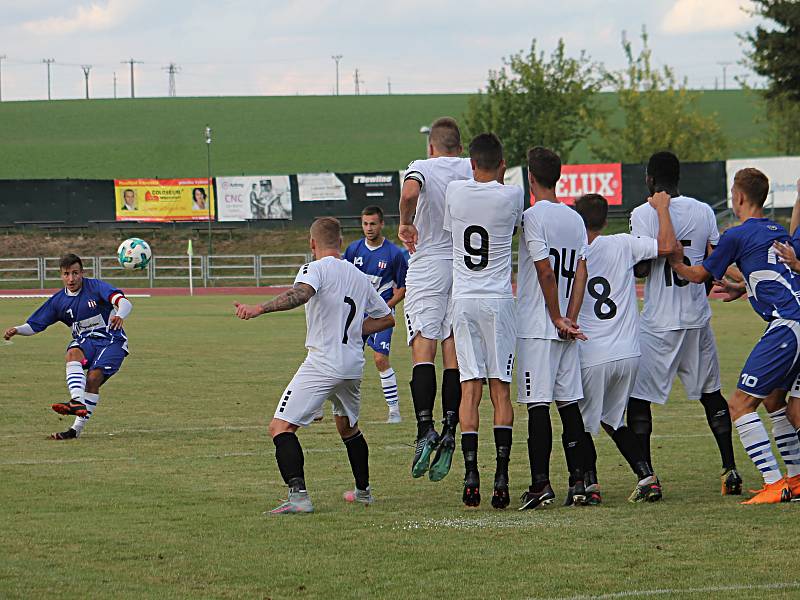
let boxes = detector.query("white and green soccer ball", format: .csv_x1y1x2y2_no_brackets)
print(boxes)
117,237,152,270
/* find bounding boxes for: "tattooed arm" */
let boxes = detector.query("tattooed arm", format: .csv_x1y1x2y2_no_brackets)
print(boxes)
234,283,316,320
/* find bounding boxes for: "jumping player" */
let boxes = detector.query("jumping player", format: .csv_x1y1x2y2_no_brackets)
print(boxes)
443,133,524,508
344,205,408,423
234,217,394,514
628,151,740,495
660,169,800,504
3,254,133,440
399,117,472,481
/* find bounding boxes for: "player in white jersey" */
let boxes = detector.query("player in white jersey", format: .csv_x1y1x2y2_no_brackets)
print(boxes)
515,147,590,510
574,194,675,504
443,133,524,508
399,117,473,482
234,218,394,514
628,152,741,496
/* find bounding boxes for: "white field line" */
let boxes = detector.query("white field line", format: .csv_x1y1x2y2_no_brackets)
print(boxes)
529,581,800,600
0,294,151,299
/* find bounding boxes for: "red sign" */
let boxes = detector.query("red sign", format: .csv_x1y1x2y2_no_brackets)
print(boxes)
530,163,622,206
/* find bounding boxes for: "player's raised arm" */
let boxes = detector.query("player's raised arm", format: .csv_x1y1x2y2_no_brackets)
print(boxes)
648,192,680,256
398,178,421,253
234,283,316,320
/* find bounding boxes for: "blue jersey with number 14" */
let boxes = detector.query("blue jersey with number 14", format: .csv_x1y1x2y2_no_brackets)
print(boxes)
344,239,408,303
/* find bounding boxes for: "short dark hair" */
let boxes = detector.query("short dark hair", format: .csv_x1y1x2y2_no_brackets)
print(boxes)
361,205,384,221
429,117,461,153
59,253,83,271
734,168,770,207
527,146,561,189
575,194,608,231
647,152,680,188
468,133,503,170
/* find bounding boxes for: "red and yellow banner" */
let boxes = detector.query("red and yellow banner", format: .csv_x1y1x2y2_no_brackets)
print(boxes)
114,178,215,222
530,163,622,206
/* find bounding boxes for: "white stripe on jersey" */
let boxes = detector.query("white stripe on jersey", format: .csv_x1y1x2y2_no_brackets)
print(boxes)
630,195,719,332
578,233,658,368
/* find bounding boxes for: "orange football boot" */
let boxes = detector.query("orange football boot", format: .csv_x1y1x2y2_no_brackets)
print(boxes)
741,479,791,505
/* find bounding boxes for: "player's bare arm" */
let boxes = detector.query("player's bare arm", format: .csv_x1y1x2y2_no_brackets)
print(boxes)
386,287,405,310
234,283,316,319
648,191,680,256
398,179,421,253
533,257,583,339
565,258,588,341
668,249,711,283
362,313,395,336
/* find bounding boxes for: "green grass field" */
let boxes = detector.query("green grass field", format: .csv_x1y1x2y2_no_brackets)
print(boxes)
1,295,799,599
0,90,767,180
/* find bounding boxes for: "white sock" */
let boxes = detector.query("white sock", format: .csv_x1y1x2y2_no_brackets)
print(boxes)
72,392,99,435
380,368,399,412
769,408,800,478
735,412,782,485
65,361,86,402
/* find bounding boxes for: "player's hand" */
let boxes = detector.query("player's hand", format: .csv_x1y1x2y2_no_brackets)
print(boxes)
554,317,587,341
711,279,746,302
497,163,507,184
648,191,671,211
3,327,17,341
773,241,800,272
398,224,418,254
109,316,124,330
668,241,685,266
234,301,264,320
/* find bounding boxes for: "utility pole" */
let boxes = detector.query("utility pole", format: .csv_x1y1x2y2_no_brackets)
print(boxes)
121,58,143,98
717,61,732,90
0,55,6,102
331,54,342,96
43,58,55,100
163,63,180,97
354,68,361,96
81,65,92,99
113,71,117,98
387,76,391,95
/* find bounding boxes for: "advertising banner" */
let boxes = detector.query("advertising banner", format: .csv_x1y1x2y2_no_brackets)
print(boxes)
726,157,800,208
115,178,215,222
504,165,524,190
216,176,292,221
338,172,399,203
297,173,347,202
530,163,622,206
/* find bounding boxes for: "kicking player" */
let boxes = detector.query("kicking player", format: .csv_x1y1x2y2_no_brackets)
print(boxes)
516,146,590,510
444,133,524,508
344,205,408,423
574,194,674,504
234,217,394,514
661,168,800,504
3,253,133,440
628,151,741,495
399,117,472,481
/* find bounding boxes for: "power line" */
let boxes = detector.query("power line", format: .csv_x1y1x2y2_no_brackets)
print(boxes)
113,71,117,98
42,58,55,100
331,54,342,96
121,58,143,98
353,68,362,96
81,65,92,99
717,61,733,90
163,63,180,97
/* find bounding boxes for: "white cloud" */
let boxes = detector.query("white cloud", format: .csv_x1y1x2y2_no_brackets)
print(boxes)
662,0,754,34
22,0,134,35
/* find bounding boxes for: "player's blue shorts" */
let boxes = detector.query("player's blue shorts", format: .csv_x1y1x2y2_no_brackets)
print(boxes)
738,319,800,398
366,327,394,356
67,336,128,378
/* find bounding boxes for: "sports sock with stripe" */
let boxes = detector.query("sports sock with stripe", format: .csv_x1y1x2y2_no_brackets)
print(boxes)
411,363,436,438
71,392,99,435
273,431,306,492
343,431,370,491
769,408,800,478
65,361,85,402
379,368,400,413
734,412,782,485
700,390,736,471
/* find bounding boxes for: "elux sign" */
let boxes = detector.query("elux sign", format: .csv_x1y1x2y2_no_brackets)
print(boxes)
530,163,623,206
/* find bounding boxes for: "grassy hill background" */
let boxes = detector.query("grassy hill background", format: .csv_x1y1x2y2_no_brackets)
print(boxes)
0,90,770,180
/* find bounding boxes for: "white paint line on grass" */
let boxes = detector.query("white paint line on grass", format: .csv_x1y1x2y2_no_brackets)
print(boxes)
0,294,151,299
529,581,800,600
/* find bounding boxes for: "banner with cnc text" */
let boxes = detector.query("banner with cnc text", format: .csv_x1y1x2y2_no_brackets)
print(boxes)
115,178,215,221
216,175,292,221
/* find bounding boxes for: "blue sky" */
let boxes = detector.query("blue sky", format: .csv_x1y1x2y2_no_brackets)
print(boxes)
0,0,762,100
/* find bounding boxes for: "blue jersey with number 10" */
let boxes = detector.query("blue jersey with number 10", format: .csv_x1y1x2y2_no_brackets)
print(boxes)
343,239,408,303
703,218,800,322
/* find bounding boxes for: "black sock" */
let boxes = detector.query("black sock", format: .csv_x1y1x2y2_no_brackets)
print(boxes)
343,431,369,491
461,432,478,473
494,426,512,478
411,363,437,438
700,390,736,470
527,405,552,488
627,398,653,467
558,403,586,485
441,368,461,430
583,431,597,475
606,424,653,480
273,431,305,491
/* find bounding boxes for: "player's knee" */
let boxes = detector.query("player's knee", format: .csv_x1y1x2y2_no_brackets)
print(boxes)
374,353,390,372
786,397,800,429
65,348,84,362
268,418,295,438
85,369,105,391
336,417,358,439
727,390,760,421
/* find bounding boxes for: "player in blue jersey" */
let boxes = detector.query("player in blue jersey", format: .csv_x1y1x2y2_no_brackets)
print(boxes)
656,169,800,504
3,254,133,440
344,206,408,423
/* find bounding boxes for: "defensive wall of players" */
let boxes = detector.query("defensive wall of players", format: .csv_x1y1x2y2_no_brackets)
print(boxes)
1,156,797,228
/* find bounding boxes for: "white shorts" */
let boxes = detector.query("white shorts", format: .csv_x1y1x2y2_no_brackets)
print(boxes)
516,338,583,404
580,357,639,434
452,297,516,383
631,323,722,405
274,361,361,427
404,257,453,344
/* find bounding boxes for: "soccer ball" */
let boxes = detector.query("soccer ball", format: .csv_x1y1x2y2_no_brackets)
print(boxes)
117,238,152,270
